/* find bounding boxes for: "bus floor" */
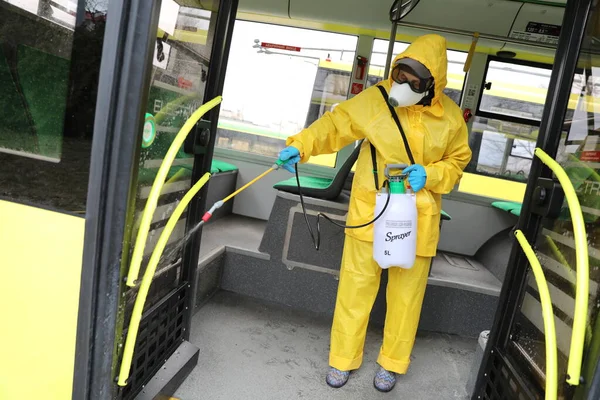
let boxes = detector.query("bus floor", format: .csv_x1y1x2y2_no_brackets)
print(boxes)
174,290,476,400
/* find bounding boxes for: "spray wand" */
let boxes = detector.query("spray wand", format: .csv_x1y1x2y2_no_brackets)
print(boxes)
200,155,394,250
201,159,285,223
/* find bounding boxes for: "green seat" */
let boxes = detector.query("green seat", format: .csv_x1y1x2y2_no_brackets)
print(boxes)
491,201,522,217
274,176,333,190
0,45,68,160
0,49,32,152
211,159,238,174
136,165,191,186
137,159,237,186
274,141,362,201
17,45,69,160
272,140,452,218
441,210,451,221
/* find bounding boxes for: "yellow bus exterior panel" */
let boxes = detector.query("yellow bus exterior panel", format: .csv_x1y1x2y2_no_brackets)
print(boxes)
0,200,85,400
458,172,526,203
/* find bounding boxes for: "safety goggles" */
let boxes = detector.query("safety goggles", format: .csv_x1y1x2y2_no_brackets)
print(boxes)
391,64,434,94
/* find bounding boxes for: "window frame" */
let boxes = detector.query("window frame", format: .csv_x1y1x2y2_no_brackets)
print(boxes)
467,57,556,186
476,56,553,128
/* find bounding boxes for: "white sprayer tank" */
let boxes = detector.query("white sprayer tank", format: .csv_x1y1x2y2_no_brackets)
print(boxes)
373,173,418,269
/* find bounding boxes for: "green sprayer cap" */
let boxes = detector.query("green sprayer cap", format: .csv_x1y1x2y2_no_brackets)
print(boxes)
389,179,406,194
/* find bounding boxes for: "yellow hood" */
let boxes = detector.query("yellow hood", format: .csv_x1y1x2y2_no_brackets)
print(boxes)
390,34,448,115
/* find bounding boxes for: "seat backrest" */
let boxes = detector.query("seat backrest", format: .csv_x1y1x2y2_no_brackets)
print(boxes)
324,139,364,199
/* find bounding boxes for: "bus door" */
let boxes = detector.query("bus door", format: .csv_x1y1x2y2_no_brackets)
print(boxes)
0,0,237,399
107,1,238,399
473,0,600,398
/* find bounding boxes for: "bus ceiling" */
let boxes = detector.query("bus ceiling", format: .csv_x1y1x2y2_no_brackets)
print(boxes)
236,0,566,62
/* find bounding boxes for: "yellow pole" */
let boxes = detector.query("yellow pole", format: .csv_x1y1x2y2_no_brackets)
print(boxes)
535,148,589,386
165,167,188,184
127,96,222,287
544,235,576,292
514,230,558,400
118,172,211,386
463,32,479,73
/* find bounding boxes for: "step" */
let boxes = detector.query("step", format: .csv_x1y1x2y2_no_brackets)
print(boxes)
199,214,266,259
429,253,501,297
195,215,268,309
197,215,501,338
220,249,500,338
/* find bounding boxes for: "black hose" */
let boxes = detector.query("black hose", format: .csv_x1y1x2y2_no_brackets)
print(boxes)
294,164,391,250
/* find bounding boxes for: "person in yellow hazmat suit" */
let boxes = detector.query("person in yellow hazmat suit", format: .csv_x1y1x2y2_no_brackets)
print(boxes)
277,34,472,392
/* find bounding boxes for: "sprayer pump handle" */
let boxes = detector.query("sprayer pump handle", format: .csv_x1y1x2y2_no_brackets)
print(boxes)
384,163,409,179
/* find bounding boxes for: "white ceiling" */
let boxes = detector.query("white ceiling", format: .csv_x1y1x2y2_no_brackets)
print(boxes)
236,0,565,57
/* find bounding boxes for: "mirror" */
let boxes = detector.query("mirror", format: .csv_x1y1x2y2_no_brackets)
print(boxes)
390,0,421,22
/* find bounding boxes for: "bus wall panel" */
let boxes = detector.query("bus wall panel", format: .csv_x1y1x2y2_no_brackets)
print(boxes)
438,198,516,257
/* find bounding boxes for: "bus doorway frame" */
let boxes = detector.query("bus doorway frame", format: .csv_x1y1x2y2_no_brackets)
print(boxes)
72,0,238,399
472,0,599,398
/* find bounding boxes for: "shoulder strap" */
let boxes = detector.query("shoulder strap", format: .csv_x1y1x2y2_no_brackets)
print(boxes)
369,142,379,191
375,85,416,165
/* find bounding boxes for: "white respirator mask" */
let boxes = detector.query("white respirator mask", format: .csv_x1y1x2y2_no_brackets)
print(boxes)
388,82,427,108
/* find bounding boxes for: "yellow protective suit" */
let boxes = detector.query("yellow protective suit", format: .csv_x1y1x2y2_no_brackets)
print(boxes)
286,34,472,374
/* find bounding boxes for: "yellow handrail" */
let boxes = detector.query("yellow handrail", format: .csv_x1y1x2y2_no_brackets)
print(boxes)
463,32,479,73
118,172,211,386
544,235,576,293
127,96,222,287
515,230,558,400
534,148,589,386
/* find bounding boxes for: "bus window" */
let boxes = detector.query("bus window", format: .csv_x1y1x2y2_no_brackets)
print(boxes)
215,20,358,168
469,117,536,182
366,39,468,106
479,60,550,121
467,59,552,185
0,1,106,213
